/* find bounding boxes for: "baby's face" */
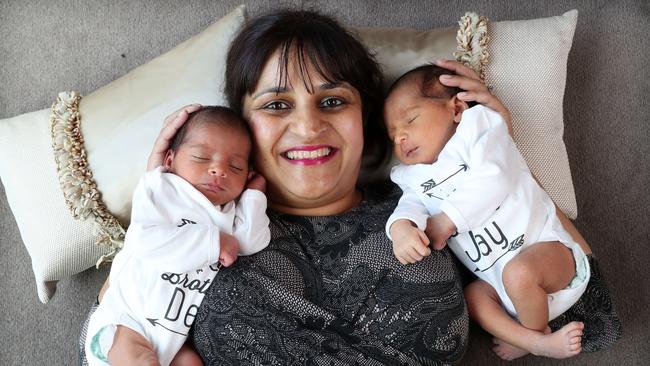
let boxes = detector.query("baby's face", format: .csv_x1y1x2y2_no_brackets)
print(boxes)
384,84,460,165
166,121,251,206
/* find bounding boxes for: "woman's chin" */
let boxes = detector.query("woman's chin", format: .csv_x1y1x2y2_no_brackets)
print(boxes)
267,179,359,215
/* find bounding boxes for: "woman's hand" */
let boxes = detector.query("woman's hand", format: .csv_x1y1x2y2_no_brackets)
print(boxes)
147,104,203,171
436,59,513,135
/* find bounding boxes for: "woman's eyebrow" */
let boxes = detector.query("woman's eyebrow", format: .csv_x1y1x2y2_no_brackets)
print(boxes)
252,86,289,99
320,82,359,92
319,82,342,90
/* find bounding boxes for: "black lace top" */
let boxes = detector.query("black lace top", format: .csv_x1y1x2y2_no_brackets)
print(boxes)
191,182,468,365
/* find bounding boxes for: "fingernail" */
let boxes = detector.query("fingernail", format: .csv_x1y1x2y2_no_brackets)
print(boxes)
457,92,468,98
440,74,451,80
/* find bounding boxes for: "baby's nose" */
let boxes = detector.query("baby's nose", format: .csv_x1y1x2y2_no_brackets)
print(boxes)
209,164,227,177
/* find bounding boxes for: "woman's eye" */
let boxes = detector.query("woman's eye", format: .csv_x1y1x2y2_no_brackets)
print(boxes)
320,97,344,108
262,101,290,111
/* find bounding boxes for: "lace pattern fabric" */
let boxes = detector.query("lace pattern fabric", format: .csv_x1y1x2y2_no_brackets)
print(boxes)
191,183,469,365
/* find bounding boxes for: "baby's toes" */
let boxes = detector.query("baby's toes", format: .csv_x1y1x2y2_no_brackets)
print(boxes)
569,343,582,354
569,335,582,345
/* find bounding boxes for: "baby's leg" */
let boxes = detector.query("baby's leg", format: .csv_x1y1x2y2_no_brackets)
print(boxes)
465,280,583,360
502,241,575,331
170,344,204,366
107,325,161,366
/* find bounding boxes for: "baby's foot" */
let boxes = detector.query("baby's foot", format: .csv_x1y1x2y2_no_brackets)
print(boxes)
492,337,529,361
531,321,584,359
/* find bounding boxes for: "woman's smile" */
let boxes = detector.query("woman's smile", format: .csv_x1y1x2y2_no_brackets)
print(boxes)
283,145,337,165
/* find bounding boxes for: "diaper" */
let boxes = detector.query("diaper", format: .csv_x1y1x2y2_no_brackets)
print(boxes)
501,240,591,321
88,325,115,365
546,241,590,320
84,305,145,366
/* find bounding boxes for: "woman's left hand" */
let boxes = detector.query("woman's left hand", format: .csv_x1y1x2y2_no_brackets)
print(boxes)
436,59,513,135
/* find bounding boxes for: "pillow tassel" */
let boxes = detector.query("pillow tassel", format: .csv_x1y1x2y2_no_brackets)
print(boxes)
453,12,490,82
50,91,125,267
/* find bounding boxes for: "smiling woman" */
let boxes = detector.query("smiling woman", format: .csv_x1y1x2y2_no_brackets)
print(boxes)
242,50,366,215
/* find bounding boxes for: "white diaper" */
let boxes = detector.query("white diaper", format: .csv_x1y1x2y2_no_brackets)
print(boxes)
85,304,146,366
501,240,591,321
87,325,115,365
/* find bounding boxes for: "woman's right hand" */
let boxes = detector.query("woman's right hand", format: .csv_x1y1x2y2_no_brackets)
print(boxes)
147,104,203,170
435,59,513,135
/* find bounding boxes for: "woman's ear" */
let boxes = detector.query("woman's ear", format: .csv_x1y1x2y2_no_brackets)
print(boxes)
451,95,469,123
163,150,175,170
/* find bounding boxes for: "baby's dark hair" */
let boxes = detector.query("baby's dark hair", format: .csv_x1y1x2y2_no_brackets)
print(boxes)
386,64,477,108
169,106,252,153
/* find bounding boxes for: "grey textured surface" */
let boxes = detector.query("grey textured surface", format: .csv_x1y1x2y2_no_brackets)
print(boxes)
1,0,648,365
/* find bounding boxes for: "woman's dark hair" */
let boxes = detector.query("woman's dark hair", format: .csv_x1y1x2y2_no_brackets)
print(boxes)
386,64,477,108
225,9,389,168
169,105,251,153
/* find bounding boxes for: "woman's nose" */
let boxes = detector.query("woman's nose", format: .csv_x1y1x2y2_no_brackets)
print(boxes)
290,107,326,138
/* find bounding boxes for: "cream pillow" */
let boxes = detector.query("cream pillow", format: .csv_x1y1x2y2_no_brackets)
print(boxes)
0,5,246,303
486,10,578,219
356,10,579,219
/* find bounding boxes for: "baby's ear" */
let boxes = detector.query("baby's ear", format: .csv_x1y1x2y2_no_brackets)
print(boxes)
451,95,469,123
163,150,175,170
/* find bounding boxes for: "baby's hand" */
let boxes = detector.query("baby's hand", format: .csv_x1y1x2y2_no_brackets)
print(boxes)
246,171,266,192
425,213,457,250
390,219,432,265
219,232,240,267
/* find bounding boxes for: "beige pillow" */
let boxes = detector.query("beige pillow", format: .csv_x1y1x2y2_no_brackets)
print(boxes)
0,5,246,303
486,10,578,219
356,10,579,219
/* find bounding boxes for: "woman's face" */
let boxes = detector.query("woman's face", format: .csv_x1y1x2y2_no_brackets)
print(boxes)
242,50,364,215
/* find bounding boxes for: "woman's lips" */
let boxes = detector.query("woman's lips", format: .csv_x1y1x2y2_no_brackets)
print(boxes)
282,145,337,165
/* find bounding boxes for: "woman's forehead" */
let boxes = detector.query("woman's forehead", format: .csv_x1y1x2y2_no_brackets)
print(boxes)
255,47,339,92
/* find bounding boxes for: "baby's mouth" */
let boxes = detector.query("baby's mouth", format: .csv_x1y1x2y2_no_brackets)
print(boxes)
201,183,225,193
404,146,419,157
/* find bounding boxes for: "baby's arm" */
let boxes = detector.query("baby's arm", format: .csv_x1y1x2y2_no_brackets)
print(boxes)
387,185,432,264
232,173,271,256
441,106,520,233
127,169,221,273
425,213,457,250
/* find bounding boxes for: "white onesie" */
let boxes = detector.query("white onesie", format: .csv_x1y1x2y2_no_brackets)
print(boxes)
386,105,590,320
85,166,270,366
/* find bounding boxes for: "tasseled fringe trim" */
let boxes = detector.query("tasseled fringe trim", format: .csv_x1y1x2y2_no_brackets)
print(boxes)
50,91,125,267
453,12,490,82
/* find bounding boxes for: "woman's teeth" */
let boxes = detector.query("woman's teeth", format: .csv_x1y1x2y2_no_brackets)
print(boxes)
286,147,332,160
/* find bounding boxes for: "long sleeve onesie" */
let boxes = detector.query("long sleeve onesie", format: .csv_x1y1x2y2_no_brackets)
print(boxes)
85,166,270,366
386,105,589,319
